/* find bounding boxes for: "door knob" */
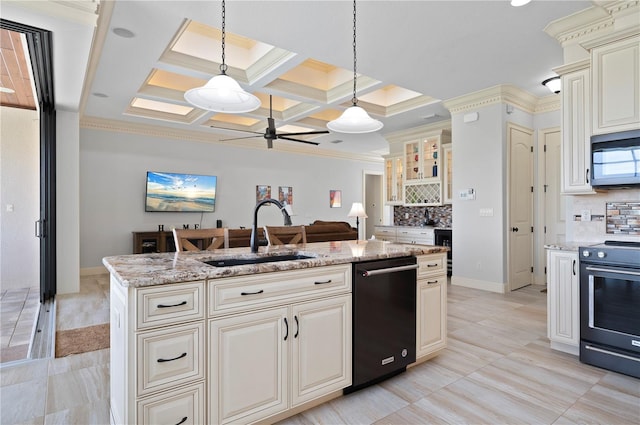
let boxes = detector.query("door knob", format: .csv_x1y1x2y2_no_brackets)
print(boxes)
511,227,519,232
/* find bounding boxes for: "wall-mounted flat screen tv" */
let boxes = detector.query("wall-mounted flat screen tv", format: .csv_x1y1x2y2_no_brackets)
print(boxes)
145,171,217,212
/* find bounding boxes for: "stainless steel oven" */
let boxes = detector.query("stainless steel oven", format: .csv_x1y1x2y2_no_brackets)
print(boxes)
579,241,640,378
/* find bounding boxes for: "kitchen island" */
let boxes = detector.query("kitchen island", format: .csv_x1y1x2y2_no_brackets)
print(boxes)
104,240,448,425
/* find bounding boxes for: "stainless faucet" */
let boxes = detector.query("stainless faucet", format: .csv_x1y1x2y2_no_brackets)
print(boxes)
251,199,292,253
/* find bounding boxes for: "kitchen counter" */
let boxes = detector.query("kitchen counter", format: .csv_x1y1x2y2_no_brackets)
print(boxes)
103,240,448,288
375,224,452,230
544,243,581,252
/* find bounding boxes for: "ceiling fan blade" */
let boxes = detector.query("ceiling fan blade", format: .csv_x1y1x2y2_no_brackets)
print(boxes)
277,135,320,145
220,135,263,142
209,125,263,136
278,130,329,136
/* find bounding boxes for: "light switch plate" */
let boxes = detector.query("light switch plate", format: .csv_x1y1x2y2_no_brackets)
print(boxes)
581,209,591,222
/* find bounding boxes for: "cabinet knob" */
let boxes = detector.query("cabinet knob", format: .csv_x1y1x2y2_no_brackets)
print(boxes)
511,227,519,232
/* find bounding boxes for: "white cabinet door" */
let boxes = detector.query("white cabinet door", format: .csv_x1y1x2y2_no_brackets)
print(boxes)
374,226,397,241
290,295,352,407
416,275,447,358
591,35,640,135
209,307,289,425
384,156,403,205
561,67,594,194
442,144,453,204
547,250,580,355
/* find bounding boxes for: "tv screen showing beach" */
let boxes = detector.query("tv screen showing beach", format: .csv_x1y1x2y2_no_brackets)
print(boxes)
145,171,217,212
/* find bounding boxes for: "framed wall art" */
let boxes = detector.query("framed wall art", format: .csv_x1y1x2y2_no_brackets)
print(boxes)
256,185,271,202
278,186,293,206
329,190,342,208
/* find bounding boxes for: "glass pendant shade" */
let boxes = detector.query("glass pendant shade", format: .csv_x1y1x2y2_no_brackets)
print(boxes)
327,105,383,134
184,74,260,113
542,76,561,94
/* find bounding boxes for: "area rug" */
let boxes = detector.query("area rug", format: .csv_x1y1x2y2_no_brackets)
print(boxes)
55,323,109,358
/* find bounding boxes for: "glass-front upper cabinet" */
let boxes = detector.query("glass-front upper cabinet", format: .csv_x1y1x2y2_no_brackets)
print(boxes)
384,156,403,204
404,137,440,182
442,144,453,204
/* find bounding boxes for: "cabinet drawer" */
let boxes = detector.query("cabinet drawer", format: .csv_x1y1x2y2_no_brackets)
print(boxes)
209,264,351,317
417,254,445,278
136,281,204,330
137,322,204,396
137,382,204,425
396,228,434,245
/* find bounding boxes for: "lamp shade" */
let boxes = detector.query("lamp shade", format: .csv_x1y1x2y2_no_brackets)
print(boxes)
542,76,561,94
184,74,260,113
327,105,383,134
347,202,368,218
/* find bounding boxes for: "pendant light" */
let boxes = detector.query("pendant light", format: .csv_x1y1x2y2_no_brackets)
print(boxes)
327,0,383,134
184,0,260,113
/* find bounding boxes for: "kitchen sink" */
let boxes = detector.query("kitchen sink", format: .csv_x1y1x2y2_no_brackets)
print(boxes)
202,253,316,267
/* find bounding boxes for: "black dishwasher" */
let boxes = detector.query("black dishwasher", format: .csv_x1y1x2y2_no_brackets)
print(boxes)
346,256,418,393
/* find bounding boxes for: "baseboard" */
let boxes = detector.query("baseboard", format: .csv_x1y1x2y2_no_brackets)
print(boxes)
550,340,579,356
451,275,506,293
80,266,108,276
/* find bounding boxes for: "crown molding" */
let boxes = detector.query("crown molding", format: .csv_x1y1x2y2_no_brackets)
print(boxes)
385,121,451,145
580,26,640,50
543,6,613,46
80,116,384,163
535,95,560,114
443,85,540,115
553,59,591,76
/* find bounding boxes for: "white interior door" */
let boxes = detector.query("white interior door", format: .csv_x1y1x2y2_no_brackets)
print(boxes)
543,129,565,245
508,123,534,291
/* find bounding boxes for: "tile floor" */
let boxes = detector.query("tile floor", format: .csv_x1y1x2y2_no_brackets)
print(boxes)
1,276,638,425
0,286,40,363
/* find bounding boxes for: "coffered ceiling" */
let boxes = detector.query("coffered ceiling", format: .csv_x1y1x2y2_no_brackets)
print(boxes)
5,1,595,156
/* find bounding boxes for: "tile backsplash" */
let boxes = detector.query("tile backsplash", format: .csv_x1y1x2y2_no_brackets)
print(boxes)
606,201,639,235
393,205,452,227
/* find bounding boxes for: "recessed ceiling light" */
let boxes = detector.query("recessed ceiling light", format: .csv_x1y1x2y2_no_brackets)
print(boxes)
92,92,108,98
0,87,15,94
112,27,135,38
510,0,531,6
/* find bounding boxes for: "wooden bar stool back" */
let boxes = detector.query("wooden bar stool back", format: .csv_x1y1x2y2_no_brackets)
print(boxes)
264,225,307,246
173,228,229,251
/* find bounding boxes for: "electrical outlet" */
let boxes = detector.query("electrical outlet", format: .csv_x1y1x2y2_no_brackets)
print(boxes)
581,209,591,222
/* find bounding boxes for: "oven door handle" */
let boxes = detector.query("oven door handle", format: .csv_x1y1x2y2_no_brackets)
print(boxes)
361,264,419,277
588,275,594,328
585,266,640,276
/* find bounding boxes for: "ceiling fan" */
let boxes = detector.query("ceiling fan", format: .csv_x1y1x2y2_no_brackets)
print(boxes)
211,95,329,149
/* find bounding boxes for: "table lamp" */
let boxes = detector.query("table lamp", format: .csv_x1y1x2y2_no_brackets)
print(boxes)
348,202,368,240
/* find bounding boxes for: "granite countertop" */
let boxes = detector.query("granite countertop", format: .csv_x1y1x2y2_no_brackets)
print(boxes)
544,243,581,252
103,240,449,288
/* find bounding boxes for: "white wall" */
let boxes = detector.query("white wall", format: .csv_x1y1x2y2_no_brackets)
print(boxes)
0,107,40,290
57,111,80,294
451,103,507,291
79,129,382,268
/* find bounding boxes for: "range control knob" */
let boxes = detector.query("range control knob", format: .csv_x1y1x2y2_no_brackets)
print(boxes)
597,251,606,259
582,250,591,257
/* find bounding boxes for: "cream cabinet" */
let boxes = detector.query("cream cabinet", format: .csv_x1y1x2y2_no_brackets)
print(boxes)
208,264,352,425
546,249,580,355
396,227,435,245
384,156,403,205
415,253,447,360
373,225,397,241
589,34,640,135
110,279,207,425
442,144,453,204
402,130,451,206
110,264,352,425
558,62,595,195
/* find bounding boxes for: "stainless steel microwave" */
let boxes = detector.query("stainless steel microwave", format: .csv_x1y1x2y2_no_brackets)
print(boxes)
591,129,640,188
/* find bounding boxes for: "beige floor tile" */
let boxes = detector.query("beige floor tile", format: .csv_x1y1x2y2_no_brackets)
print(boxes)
45,364,109,415
0,377,48,424
47,348,109,376
381,360,463,403
0,358,49,386
43,398,111,425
